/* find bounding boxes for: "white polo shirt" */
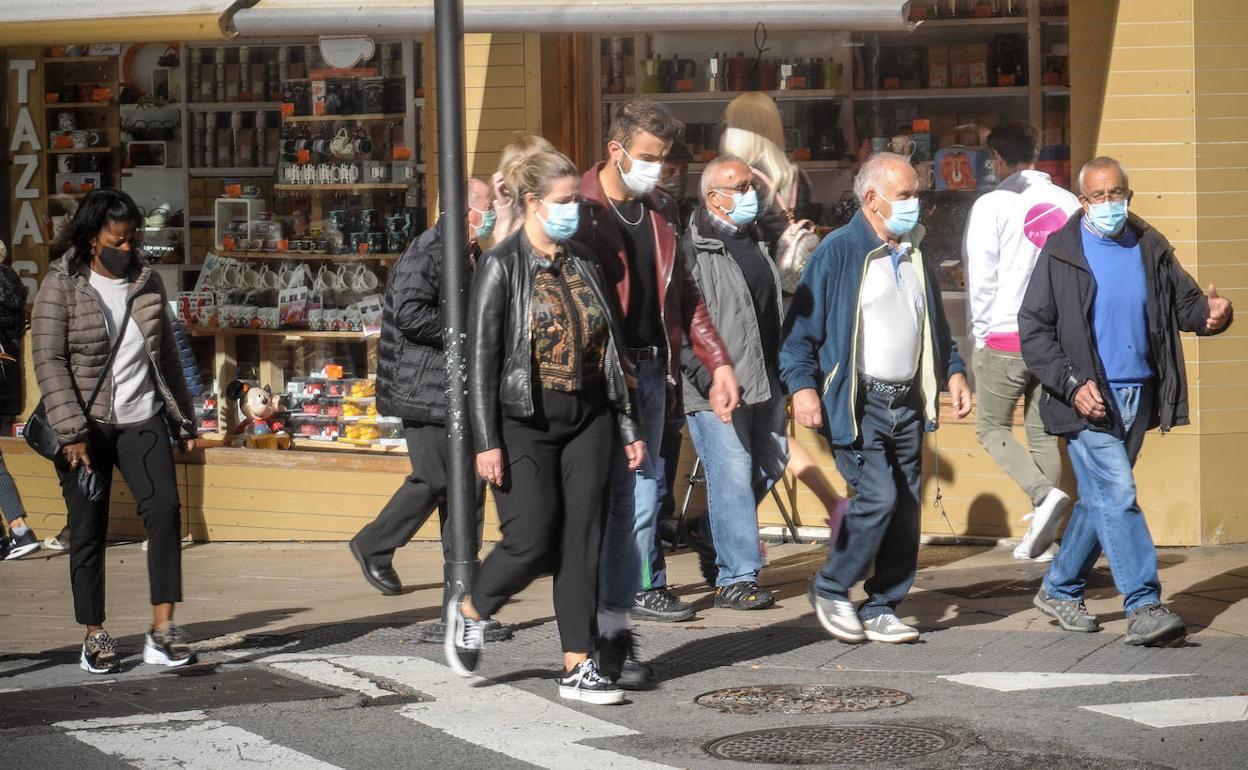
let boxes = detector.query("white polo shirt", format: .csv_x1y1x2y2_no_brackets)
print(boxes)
856,243,925,383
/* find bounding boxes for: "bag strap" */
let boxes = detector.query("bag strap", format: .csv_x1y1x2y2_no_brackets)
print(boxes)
750,166,800,222
83,297,135,414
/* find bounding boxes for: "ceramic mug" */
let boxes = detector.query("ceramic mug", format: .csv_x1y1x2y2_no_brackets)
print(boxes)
338,163,359,183
57,154,78,173
71,130,100,148
317,163,333,184
352,268,379,293
890,134,917,159
330,128,354,159
301,165,317,184
915,161,936,191
870,136,889,154
240,265,262,289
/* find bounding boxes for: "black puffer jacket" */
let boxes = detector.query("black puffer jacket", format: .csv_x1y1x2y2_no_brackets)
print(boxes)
1020,211,1228,437
468,229,641,453
377,221,478,425
0,263,28,416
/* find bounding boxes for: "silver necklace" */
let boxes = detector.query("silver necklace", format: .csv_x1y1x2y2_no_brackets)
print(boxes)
607,195,645,227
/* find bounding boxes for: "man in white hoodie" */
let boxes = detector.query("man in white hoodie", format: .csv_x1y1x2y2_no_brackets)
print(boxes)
964,122,1080,560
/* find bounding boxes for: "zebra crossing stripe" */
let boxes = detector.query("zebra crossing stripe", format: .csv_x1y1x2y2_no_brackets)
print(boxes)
1082,696,1248,728
54,710,208,731
66,718,343,769
270,660,394,699
334,655,678,770
941,672,1184,692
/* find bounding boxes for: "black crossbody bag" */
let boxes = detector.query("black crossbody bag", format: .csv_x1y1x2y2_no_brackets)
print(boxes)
25,301,133,461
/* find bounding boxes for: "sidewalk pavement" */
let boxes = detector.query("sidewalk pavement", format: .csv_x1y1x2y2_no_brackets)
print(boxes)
3,536,1246,658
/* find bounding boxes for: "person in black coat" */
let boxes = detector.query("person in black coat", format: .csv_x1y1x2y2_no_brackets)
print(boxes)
349,178,494,596
0,243,39,560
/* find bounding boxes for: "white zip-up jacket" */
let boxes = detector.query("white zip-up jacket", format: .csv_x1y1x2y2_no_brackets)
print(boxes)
964,169,1081,348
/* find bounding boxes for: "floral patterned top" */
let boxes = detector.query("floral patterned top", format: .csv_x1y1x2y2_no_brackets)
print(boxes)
530,246,609,392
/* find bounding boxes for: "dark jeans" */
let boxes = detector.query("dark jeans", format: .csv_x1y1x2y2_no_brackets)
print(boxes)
814,387,923,621
473,388,615,653
657,412,685,522
57,415,183,626
353,421,484,571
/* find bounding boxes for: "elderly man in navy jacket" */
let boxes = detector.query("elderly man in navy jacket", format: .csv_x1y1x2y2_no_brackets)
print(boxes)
1021,156,1231,647
781,153,971,645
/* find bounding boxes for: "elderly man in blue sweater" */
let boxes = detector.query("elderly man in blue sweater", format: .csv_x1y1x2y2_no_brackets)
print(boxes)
781,153,971,645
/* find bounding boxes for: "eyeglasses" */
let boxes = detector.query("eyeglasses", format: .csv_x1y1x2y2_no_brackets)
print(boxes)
712,181,756,195
1084,189,1128,204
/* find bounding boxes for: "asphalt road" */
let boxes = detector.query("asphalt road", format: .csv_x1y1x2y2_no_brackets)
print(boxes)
3,613,1246,769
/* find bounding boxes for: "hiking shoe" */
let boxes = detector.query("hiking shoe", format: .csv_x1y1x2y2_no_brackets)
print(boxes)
1014,489,1072,559
143,623,195,667
1124,604,1187,647
714,581,774,610
862,613,920,643
1033,588,1101,632
631,588,695,622
557,659,624,705
443,590,485,676
809,583,866,643
4,529,40,560
45,525,70,551
81,629,121,674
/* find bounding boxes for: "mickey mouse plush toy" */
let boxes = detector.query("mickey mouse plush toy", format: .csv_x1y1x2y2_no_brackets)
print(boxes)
226,379,287,447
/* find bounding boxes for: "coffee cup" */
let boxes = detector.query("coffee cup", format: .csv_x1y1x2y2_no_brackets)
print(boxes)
71,130,99,148
317,163,333,184
57,155,78,173
915,161,935,191
241,265,262,288
57,113,77,132
890,134,917,159
242,184,261,197
870,136,889,154
352,268,379,293
339,163,359,184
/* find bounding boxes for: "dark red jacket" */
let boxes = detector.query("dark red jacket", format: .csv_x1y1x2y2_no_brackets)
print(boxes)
574,162,731,400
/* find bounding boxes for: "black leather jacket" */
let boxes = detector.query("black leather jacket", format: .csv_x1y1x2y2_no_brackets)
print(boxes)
469,229,641,452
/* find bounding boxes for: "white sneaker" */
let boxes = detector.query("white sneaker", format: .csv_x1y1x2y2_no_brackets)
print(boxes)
862,613,920,643
809,583,866,643
1014,489,1072,559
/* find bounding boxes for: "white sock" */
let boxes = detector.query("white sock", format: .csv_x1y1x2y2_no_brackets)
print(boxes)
597,609,631,637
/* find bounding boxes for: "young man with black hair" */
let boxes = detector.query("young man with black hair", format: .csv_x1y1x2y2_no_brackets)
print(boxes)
964,121,1081,561
575,100,739,688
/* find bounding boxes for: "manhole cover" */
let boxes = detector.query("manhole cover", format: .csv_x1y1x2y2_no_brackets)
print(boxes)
695,684,912,715
705,724,956,765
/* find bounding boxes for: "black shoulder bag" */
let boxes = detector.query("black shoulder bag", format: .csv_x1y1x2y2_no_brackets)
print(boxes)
25,301,133,461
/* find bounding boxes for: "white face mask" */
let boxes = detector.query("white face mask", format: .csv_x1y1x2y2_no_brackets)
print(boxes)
617,145,663,196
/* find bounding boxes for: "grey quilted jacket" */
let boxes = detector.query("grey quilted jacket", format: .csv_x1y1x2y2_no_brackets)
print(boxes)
31,253,195,445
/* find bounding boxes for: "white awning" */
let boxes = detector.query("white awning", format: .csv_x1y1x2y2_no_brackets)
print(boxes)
0,1,247,46
232,0,914,36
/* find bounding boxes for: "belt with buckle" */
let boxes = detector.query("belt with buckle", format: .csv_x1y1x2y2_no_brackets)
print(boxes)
626,346,660,363
859,375,913,400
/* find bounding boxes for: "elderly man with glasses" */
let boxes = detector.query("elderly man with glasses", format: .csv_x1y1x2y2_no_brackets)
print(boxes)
1021,156,1232,647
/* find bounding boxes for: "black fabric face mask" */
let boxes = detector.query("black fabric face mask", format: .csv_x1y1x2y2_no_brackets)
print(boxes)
98,245,133,277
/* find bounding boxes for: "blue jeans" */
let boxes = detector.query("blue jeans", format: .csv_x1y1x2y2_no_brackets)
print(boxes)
686,386,788,587
813,387,923,621
1043,384,1161,614
599,358,667,612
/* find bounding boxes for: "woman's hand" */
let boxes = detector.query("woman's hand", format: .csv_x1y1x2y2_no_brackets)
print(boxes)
476,448,505,487
624,440,646,471
179,438,197,453
63,442,91,471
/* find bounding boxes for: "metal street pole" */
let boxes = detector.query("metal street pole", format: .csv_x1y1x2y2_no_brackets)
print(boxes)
435,0,477,603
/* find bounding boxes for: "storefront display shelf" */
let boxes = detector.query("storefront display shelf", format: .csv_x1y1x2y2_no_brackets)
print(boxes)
45,56,116,64
49,193,89,201
47,147,114,155
1040,16,1070,25
189,328,375,341
188,167,278,177
1042,86,1071,95
291,439,407,455
215,250,400,262
187,101,283,112
283,113,408,123
601,89,848,104
273,183,410,192
852,86,1028,100
910,17,1028,28
45,102,115,109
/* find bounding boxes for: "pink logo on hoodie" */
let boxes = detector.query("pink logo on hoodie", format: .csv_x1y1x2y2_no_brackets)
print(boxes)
1024,203,1070,249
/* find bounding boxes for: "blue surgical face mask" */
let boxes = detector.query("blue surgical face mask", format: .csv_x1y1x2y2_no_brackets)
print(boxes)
717,188,759,227
1087,199,1128,236
879,194,920,237
472,207,497,240
538,200,579,242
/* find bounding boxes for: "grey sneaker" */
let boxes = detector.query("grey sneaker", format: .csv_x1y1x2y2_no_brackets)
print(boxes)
1033,589,1101,632
1124,604,1187,647
862,613,920,643
809,583,865,643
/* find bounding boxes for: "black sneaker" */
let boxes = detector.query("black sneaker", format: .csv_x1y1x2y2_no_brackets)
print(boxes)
4,529,40,560
630,588,695,622
143,623,195,667
594,630,656,690
1124,604,1187,647
714,580,775,610
617,658,655,691
80,629,121,674
557,659,624,705
443,589,486,676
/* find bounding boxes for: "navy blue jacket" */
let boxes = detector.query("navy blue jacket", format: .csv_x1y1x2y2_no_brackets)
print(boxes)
779,210,965,447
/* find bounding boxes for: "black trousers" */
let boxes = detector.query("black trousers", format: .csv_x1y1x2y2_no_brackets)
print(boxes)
57,414,183,626
472,388,615,653
354,421,484,571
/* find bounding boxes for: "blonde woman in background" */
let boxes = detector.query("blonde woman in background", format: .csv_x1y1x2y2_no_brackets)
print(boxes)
719,93,849,535
490,134,556,242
